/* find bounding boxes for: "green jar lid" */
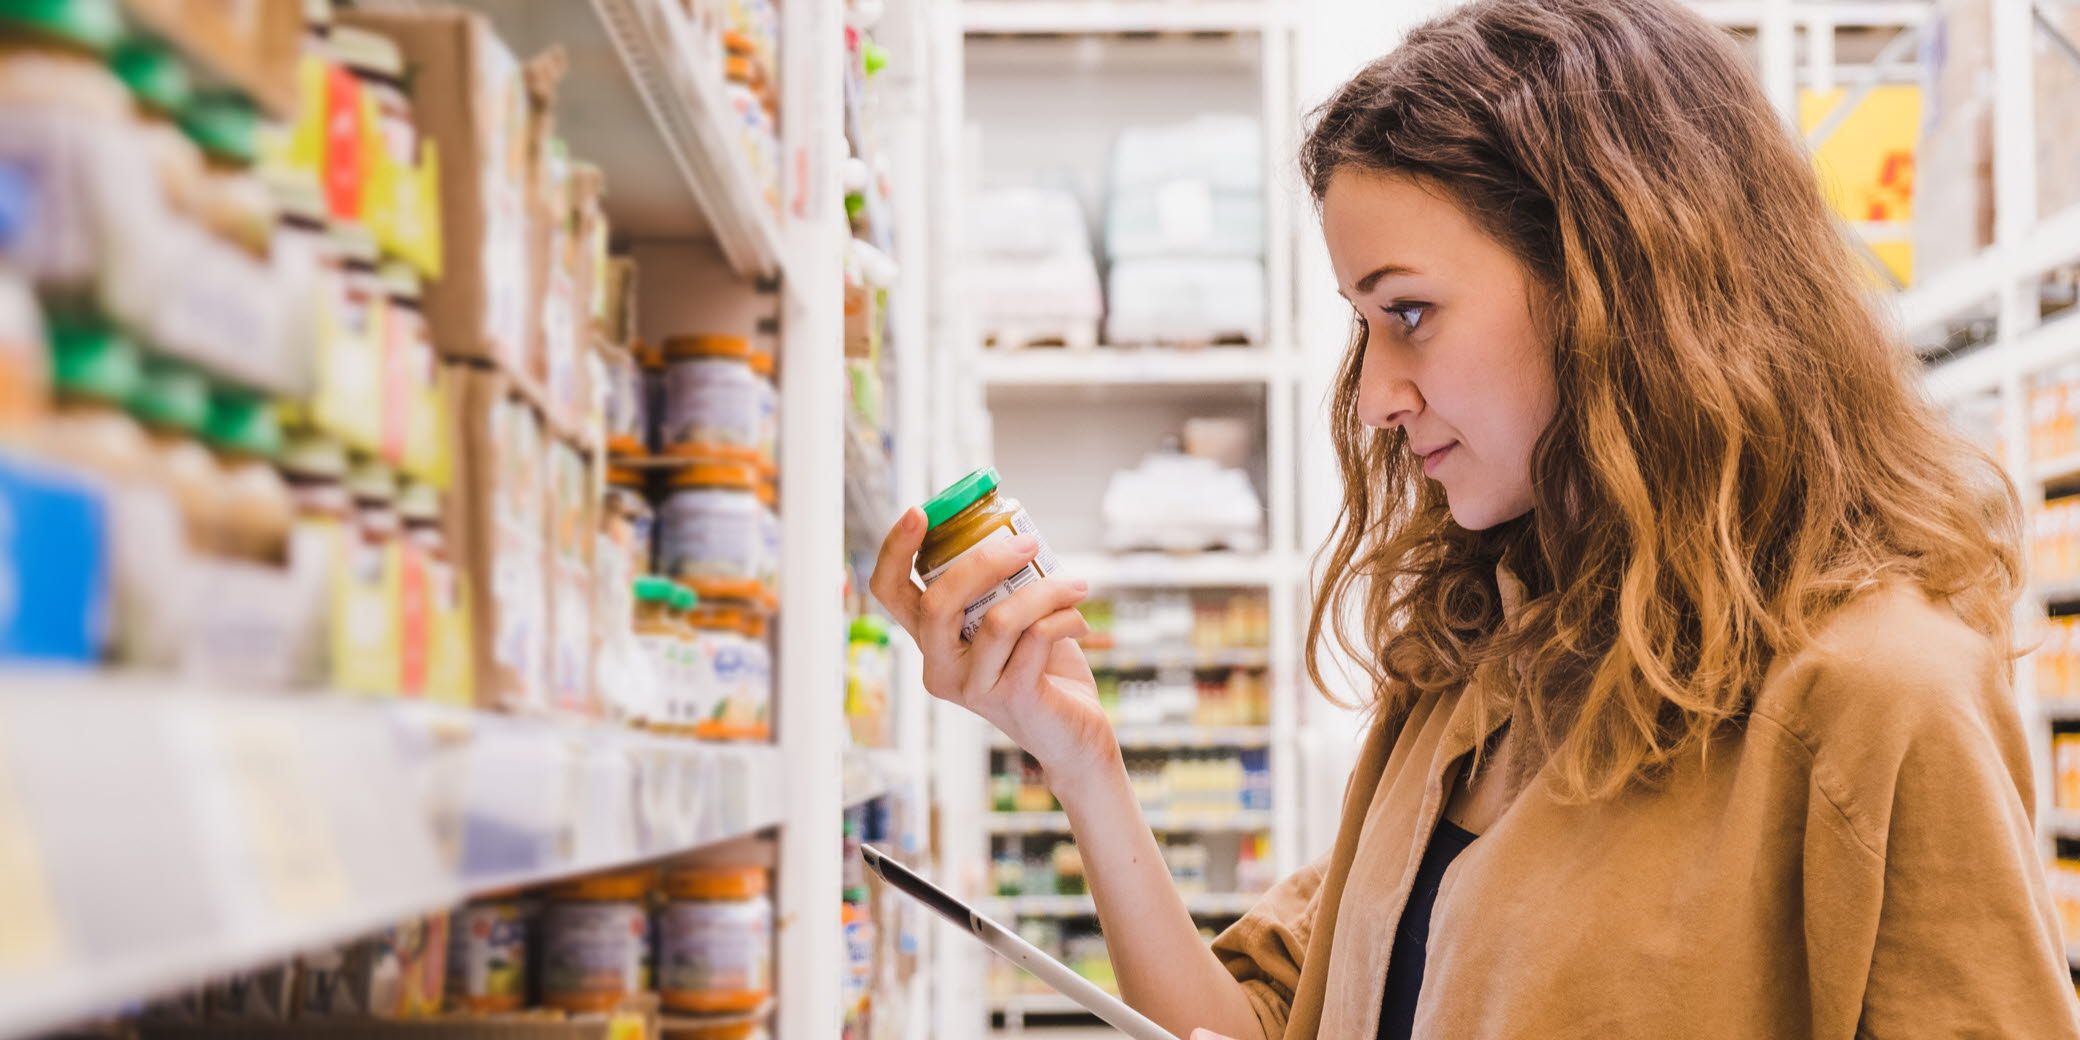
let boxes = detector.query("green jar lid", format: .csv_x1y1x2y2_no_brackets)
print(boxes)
49,317,141,403
109,37,191,116
862,39,889,77
0,0,124,54
634,576,677,604
670,585,698,610
848,615,890,646
203,386,282,458
130,357,209,432
922,466,999,529
179,90,260,166
843,886,869,904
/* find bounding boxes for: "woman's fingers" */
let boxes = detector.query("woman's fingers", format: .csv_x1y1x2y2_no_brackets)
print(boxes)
993,606,1091,700
1190,1031,1241,1040
916,532,1043,662
867,507,929,634
960,578,1089,701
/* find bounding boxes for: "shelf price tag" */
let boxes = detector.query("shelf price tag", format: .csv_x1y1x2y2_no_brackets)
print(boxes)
213,716,351,921
0,728,66,974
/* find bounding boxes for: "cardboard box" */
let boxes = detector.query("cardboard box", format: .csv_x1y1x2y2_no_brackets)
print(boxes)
545,437,597,715
446,363,551,712
338,10,535,381
120,0,302,117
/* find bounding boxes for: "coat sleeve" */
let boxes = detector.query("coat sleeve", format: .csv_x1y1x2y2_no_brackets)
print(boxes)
1852,665,2080,1038
1209,854,1332,1039
1784,597,2080,1038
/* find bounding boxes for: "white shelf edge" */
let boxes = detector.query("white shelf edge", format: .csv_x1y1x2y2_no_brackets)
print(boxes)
990,724,1272,751
2037,697,2080,722
2036,579,2080,605
990,991,1100,1016
979,892,1260,918
843,747,910,809
2045,807,2080,840
961,1,1274,35
1058,552,1286,588
986,809,1273,834
976,348,1284,389
2033,453,2080,487
0,674,787,1038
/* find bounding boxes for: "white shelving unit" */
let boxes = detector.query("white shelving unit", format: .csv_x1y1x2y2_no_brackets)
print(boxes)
928,3,1303,1031
981,891,1260,919
0,0,916,1035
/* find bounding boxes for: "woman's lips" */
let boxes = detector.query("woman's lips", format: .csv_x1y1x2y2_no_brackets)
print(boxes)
1419,442,1457,477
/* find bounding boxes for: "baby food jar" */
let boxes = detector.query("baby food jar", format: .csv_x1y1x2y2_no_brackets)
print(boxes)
748,344,777,470
631,577,682,731
660,334,759,461
539,869,653,1012
446,893,530,1013
686,584,760,741
660,461,763,589
915,467,1062,641
657,866,773,1014
203,388,292,565
129,357,222,557
754,477,780,596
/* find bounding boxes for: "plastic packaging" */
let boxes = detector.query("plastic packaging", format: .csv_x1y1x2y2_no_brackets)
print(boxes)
604,345,648,456
539,870,652,1012
914,467,1062,641
658,866,773,1013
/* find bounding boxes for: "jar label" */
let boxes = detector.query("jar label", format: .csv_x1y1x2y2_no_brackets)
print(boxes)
448,904,528,1003
918,511,1061,640
659,493,763,584
662,359,759,452
540,903,647,998
658,901,771,996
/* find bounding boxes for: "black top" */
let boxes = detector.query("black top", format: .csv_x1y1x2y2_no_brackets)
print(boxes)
1377,819,1479,1040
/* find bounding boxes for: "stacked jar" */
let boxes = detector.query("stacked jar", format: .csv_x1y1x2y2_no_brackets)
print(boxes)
658,865,773,1015
538,869,652,1013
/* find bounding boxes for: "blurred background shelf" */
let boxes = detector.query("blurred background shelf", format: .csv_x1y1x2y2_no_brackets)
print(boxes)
961,1,1274,35
985,809,1272,834
990,725,1271,751
1057,552,1285,588
980,891,1259,918
0,673,785,1038
976,348,1281,390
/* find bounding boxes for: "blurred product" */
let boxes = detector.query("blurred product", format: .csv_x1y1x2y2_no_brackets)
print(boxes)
0,451,108,662
661,460,766,592
662,333,763,463
1105,115,1264,261
1104,256,1266,347
1101,449,1263,553
846,614,894,747
539,869,652,1013
447,894,531,1013
969,187,1104,350
659,865,774,1014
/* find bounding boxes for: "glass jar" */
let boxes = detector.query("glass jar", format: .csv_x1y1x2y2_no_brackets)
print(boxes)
446,894,530,1014
659,461,762,589
915,467,1061,641
657,866,773,1014
754,477,779,598
539,869,652,1012
747,342,777,470
128,357,223,558
202,387,292,565
631,576,681,732
659,334,759,461
686,586,755,741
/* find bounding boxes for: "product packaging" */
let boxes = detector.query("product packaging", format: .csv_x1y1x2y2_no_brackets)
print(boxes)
446,363,550,711
337,10,536,383
0,453,109,663
119,0,303,116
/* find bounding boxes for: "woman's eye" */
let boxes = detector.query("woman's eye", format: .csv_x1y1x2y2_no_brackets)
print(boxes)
1383,303,1429,334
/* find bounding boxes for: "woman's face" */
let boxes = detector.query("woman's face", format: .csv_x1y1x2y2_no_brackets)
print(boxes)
1321,168,1558,531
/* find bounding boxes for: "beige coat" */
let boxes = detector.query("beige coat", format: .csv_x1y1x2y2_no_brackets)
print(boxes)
1212,583,2080,1037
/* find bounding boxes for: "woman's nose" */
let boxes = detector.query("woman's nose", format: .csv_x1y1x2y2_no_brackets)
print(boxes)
1357,367,1422,431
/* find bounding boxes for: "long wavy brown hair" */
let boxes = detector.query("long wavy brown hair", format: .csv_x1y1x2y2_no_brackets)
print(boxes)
1303,0,2022,800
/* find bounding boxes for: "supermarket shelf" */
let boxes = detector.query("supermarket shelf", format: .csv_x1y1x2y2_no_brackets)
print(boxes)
1059,552,1283,588
2070,942,2080,970
2034,453,2080,488
962,1,1274,34
990,725,1271,751
2037,697,2080,722
982,891,1260,918
1688,1,1932,25
2045,808,2080,839
991,992,1106,1016
1082,646,1271,672
987,809,1272,834
2036,579,2080,606
844,747,910,808
0,673,785,1038
454,0,787,277
976,348,1282,390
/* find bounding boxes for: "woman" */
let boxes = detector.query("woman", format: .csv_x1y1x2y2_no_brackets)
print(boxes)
871,0,2080,1035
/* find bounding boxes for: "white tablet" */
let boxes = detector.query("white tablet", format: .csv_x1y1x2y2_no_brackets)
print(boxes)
860,844,1181,1040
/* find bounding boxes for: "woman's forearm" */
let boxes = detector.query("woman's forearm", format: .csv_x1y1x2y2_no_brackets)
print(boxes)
1049,748,1267,1040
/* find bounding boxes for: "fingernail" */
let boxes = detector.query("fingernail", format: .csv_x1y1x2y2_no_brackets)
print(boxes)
1072,579,1089,593
1007,534,1037,553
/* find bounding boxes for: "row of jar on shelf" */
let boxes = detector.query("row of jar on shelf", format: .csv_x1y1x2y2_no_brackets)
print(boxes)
993,748,1272,817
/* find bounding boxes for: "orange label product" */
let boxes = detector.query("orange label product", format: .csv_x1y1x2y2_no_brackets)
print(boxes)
539,870,652,1012
658,867,772,1014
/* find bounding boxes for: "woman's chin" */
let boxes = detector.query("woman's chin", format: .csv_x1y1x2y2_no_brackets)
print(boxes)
1445,491,1533,532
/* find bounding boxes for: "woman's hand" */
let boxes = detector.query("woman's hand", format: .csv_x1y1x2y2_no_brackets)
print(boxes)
1191,1031,1242,1040
869,507,1116,775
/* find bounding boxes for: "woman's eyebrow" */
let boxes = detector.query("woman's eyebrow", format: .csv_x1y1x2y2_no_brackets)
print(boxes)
1337,263,1422,300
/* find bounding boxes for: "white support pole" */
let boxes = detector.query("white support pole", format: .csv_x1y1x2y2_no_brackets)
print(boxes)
1806,12,1836,95
1758,0,1799,123
775,0,845,1036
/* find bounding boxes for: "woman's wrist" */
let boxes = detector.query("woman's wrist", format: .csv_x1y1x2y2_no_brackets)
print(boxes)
1042,736,1129,814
